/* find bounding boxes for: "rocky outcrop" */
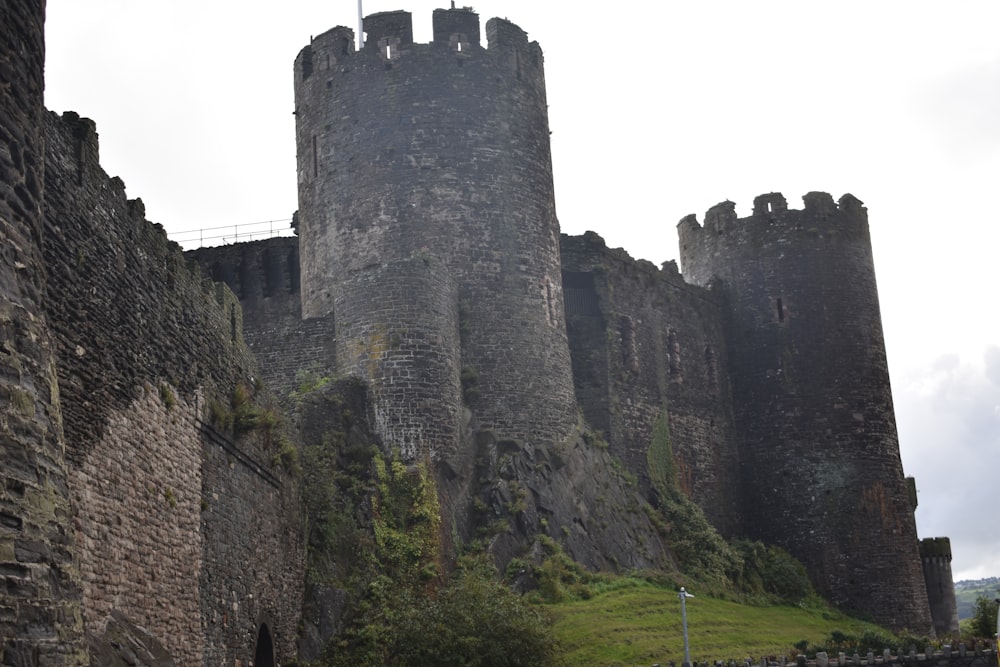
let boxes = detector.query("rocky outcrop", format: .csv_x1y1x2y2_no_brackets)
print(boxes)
86,610,174,667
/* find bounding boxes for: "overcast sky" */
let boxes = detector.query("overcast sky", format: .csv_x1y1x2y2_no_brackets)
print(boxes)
44,1,999,582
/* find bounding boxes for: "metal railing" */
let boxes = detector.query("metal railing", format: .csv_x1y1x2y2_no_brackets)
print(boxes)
171,218,295,250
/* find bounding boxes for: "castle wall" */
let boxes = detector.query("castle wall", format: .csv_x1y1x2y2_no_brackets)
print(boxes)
0,1,86,663
678,192,932,633
70,389,205,665
560,232,741,535
189,238,338,402
41,111,305,664
294,10,576,453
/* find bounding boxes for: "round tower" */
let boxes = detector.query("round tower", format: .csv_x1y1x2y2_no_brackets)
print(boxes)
920,537,960,637
294,8,577,457
678,192,933,634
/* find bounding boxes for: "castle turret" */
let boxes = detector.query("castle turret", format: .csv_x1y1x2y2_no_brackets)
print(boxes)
678,192,933,634
294,9,576,460
920,537,961,636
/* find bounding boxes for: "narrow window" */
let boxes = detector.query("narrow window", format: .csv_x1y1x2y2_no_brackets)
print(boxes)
776,298,785,323
301,49,314,80
668,329,681,378
312,135,318,178
705,345,718,393
620,316,639,373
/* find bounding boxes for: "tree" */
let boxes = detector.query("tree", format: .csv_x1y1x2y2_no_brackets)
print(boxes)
968,595,999,639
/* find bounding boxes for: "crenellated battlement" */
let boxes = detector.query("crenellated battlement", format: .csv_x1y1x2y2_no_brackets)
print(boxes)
295,9,542,84
679,191,868,241
678,192,872,287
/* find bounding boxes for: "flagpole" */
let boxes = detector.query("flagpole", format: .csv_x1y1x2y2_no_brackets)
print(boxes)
357,0,364,49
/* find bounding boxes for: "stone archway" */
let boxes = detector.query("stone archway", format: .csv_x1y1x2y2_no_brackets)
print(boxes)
254,623,275,667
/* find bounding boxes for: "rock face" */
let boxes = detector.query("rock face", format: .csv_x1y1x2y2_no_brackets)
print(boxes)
86,611,174,667
468,426,668,573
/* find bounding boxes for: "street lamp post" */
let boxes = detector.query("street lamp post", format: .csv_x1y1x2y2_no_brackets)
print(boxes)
679,587,695,667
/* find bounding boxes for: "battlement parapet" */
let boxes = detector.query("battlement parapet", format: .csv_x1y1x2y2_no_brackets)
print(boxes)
678,192,872,286
295,9,541,84
562,231,717,297
919,536,953,560
363,10,414,50
679,192,868,238
433,7,481,48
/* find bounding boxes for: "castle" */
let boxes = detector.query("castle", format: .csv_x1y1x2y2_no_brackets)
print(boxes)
0,4,959,665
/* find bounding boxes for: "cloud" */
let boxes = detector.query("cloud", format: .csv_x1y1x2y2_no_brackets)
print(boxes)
897,348,1000,579
912,56,1000,165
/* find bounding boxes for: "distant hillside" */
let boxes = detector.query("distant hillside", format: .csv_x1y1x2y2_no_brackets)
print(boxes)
955,578,1000,620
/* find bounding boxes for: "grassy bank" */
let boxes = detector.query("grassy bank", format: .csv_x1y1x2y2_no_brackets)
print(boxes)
546,579,888,667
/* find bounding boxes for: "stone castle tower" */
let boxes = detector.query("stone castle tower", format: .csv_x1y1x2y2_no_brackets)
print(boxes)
293,8,577,461
921,537,961,636
678,192,933,631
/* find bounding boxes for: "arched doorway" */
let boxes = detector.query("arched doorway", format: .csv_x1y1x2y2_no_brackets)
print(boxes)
254,623,275,667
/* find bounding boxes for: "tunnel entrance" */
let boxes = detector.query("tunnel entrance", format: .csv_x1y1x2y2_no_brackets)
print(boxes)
254,623,275,667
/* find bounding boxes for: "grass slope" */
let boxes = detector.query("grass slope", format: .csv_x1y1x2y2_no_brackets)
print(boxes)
547,580,887,667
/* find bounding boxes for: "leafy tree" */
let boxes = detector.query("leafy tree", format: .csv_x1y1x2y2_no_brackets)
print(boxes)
969,595,999,638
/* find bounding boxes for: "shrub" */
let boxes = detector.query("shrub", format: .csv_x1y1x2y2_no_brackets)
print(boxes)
969,595,999,639
731,539,815,604
392,558,560,667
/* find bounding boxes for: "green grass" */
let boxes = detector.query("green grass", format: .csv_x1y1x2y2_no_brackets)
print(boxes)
546,579,888,667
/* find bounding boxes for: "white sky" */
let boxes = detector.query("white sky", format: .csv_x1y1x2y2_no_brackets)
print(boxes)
44,1,1000,582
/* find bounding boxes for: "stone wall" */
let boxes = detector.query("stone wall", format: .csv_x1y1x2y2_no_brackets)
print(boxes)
0,0,86,662
199,413,305,665
188,238,337,402
678,192,932,633
690,645,997,667
70,389,204,665
41,111,305,665
560,232,741,535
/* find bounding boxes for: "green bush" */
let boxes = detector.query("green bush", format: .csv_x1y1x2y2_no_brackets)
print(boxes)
392,558,560,667
969,595,999,639
318,559,560,667
731,540,815,604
